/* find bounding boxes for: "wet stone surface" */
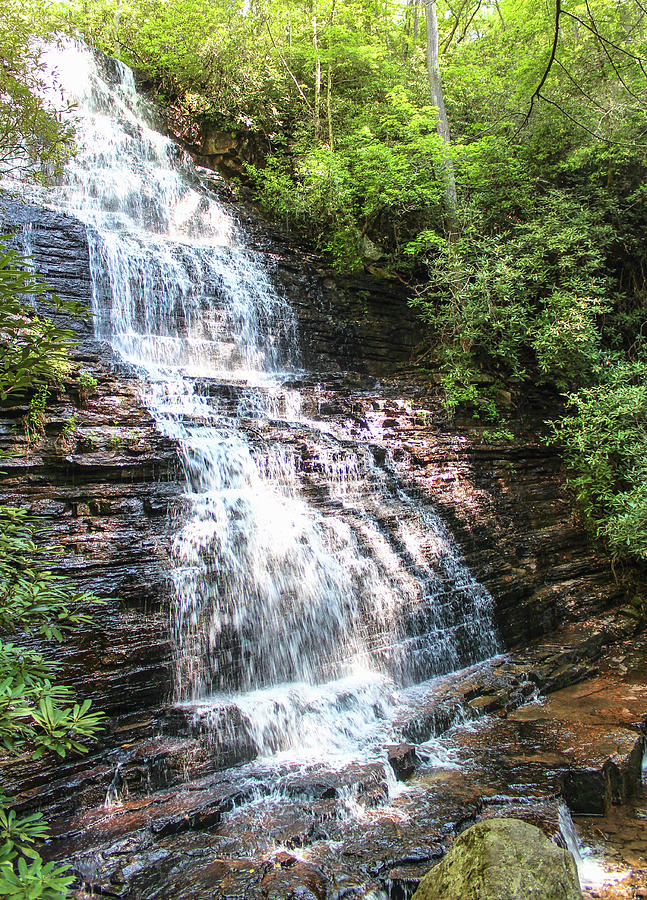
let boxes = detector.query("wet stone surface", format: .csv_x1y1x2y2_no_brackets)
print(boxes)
0,326,643,897
18,617,641,899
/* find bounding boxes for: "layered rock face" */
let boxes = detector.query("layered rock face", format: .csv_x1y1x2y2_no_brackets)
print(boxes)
0,47,642,899
0,194,624,720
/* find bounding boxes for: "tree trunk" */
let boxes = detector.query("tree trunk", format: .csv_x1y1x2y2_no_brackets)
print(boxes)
313,0,321,141
327,60,333,149
403,0,418,60
423,0,458,222
114,0,122,46
327,0,336,149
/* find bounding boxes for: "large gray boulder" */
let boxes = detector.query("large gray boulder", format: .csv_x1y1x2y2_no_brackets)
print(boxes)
412,818,582,900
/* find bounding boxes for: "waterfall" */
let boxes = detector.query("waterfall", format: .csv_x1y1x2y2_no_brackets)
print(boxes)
10,39,499,762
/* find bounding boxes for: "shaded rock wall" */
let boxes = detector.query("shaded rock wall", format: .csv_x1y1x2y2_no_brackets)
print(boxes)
191,128,267,180
300,384,624,649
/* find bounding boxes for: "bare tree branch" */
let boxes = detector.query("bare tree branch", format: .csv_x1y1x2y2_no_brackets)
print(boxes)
516,0,561,134
553,58,607,109
441,0,470,54
455,1,484,47
562,6,647,78
265,19,312,110
594,28,645,102
537,91,647,147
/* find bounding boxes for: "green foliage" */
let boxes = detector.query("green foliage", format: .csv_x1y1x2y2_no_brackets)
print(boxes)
23,387,48,447
411,193,613,408
0,1,75,182
0,507,99,647
0,243,88,402
248,92,445,269
0,505,104,896
551,359,647,561
0,804,74,899
0,854,74,900
481,428,514,444
0,238,102,897
77,373,97,392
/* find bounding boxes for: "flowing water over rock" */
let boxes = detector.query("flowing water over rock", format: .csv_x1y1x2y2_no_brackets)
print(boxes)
19,40,499,770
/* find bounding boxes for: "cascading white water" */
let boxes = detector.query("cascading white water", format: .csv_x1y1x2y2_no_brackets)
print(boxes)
11,39,499,762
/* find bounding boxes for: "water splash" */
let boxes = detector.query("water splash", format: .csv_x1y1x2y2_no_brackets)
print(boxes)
559,804,629,890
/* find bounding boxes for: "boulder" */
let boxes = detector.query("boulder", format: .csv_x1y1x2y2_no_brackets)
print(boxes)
412,818,582,900
387,743,418,781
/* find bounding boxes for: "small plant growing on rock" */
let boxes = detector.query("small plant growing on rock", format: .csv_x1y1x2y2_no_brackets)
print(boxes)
22,385,48,448
107,432,125,450
78,431,101,452
481,427,514,444
76,371,97,406
56,414,79,452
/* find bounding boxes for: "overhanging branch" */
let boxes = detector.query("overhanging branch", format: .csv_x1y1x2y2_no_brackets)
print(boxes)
516,0,561,134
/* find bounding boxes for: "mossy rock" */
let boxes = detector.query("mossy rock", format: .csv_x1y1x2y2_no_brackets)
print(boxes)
413,818,581,900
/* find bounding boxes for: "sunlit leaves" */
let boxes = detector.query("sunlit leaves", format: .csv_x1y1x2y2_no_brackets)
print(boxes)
552,359,647,560
0,1,75,182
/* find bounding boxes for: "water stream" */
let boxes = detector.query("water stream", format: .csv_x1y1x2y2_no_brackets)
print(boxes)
11,40,499,767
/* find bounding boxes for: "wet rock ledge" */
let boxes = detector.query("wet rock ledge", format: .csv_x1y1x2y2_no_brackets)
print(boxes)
24,610,647,900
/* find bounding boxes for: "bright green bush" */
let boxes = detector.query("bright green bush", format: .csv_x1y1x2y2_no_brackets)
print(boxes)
410,192,614,411
552,358,647,561
248,92,444,270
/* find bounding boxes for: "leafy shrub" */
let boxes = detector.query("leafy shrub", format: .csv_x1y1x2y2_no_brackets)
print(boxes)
551,358,647,561
247,91,444,271
0,507,104,897
0,1,74,182
0,242,88,402
0,242,102,899
410,193,613,406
